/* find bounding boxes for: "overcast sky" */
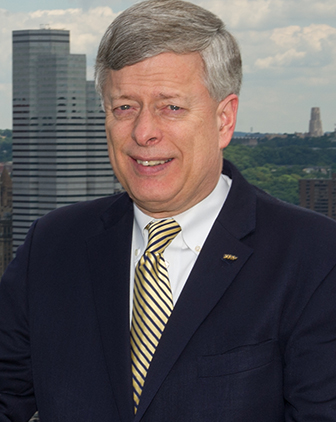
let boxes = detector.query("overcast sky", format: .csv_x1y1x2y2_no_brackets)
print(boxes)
1,0,336,134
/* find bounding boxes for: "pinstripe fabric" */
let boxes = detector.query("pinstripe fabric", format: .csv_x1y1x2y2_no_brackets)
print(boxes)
130,219,181,413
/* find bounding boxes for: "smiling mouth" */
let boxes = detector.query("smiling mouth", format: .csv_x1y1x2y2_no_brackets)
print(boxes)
136,159,172,167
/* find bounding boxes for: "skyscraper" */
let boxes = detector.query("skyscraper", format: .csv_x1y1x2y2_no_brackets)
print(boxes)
308,107,323,137
299,175,336,220
12,29,121,251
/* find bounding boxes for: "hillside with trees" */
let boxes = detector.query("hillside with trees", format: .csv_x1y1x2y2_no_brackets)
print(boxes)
225,134,336,205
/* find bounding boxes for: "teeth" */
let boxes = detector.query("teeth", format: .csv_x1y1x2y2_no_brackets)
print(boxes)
137,159,171,167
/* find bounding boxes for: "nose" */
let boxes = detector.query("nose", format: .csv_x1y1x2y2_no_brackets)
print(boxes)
131,108,161,146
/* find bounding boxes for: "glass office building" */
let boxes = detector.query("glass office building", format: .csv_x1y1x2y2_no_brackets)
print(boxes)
12,29,121,250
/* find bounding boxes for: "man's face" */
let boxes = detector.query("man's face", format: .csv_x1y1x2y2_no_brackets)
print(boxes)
103,52,237,217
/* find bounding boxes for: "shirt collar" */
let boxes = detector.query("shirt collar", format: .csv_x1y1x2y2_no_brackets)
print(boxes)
133,173,232,255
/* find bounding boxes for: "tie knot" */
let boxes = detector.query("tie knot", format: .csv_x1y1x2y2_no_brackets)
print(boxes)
146,219,181,255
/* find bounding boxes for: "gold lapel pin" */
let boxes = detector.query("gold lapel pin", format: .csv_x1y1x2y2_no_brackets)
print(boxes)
223,254,238,261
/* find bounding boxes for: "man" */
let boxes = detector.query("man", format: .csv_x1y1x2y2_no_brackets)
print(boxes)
1,0,336,421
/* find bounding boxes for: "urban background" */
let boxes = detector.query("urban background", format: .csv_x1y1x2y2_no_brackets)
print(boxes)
1,28,336,280
1,1,336,420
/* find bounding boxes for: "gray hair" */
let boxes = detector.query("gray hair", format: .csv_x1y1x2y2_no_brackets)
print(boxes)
95,0,242,102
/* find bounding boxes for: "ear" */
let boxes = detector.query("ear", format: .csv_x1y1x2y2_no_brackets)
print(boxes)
217,94,239,150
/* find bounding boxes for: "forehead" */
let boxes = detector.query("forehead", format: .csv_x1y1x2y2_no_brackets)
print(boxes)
104,52,209,98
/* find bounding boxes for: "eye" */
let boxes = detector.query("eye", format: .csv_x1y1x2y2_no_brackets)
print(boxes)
113,104,132,114
168,105,181,111
112,104,136,119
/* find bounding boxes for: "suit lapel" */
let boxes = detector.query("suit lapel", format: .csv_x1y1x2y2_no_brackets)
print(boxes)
86,193,134,422
134,161,257,421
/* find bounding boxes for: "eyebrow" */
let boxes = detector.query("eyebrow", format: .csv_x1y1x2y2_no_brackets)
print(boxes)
156,93,183,100
110,92,184,102
110,94,134,102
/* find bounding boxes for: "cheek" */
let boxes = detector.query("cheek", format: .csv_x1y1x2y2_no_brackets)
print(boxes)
106,135,124,172
106,143,117,173
106,126,126,157
106,132,116,157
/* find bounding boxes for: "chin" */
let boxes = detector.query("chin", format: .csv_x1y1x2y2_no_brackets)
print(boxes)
133,192,178,213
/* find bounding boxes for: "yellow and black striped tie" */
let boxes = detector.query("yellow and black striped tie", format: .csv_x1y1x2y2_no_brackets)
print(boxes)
130,218,181,413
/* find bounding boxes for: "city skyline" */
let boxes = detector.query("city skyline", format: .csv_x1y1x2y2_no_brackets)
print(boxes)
1,0,336,134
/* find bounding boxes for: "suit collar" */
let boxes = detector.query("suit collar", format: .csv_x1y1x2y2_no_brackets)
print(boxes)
100,192,133,229
219,159,257,240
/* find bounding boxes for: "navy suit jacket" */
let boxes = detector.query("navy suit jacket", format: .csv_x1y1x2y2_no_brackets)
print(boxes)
1,160,336,421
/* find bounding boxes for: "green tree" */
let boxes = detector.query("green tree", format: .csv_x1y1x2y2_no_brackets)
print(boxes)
224,140,333,205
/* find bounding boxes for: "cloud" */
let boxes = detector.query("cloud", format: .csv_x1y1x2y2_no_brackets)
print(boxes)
198,0,336,30
200,0,282,30
253,23,336,81
0,6,118,79
69,0,135,12
255,49,306,69
271,24,336,51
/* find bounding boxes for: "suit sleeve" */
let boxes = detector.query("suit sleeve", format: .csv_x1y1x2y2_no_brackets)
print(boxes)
0,223,37,422
284,264,336,421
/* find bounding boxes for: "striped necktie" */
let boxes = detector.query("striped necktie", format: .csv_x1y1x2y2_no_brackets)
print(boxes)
130,218,181,413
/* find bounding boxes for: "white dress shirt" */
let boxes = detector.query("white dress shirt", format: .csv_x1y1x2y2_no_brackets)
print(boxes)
130,174,232,315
